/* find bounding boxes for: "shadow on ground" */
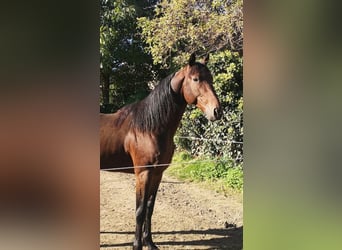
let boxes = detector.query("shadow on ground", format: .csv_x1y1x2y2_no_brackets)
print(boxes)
100,226,242,249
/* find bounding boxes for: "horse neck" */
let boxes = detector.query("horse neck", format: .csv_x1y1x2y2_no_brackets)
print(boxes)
131,70,188,137
164,70,190,136
153,86,187,138
163,102,186,138
162,69,189,137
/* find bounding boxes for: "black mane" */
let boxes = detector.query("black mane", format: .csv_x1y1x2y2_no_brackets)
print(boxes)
115,73,185,133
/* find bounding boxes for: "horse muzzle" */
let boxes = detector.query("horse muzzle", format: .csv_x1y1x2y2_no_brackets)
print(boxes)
213,107,222,120
206,107,222,121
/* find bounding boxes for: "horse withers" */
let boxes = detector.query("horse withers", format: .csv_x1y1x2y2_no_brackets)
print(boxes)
100,53,221,250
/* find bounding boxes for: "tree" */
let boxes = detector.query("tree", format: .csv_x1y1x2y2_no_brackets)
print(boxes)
138,0,243,68
100,0,162,112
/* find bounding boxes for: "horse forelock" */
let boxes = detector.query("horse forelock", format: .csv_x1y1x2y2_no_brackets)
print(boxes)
188,62,212,81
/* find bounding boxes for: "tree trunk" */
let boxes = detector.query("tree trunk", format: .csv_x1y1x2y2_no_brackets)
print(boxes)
102,73,110,105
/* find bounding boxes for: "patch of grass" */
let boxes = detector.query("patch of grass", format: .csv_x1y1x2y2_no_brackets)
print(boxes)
166,151,243,194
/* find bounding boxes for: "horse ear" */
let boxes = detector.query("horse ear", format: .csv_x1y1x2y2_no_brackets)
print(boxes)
188,53,196,66
170,71,185,93
201,54,210,65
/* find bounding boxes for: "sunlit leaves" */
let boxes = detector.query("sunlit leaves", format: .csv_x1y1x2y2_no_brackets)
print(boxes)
138,0,243,68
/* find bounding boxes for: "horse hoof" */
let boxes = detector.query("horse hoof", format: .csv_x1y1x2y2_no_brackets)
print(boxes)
146,242,159,250
133,241,142,250
143,239,159,250
148,245,159,250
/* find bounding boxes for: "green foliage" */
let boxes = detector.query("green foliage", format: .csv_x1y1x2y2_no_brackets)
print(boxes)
224,166,243,190
100,0,163,112
138,0,243,68
167,151,243,192
100,0,136,75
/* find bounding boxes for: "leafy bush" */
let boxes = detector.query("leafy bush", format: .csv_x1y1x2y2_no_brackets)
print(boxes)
224,166,243,190
168,151,243,192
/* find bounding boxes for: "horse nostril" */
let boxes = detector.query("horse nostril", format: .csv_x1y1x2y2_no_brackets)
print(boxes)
214,108,222,120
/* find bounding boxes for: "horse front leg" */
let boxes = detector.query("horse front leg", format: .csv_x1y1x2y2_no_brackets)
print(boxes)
133,170,151,250
143,172,163,250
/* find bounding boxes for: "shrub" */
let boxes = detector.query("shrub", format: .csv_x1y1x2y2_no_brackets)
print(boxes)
168,151,243,192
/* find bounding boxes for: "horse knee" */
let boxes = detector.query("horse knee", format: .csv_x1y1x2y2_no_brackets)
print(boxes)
146,194,155,208
135,205,145,221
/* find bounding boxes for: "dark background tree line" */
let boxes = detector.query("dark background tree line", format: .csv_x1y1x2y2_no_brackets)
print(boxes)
100,0,243,164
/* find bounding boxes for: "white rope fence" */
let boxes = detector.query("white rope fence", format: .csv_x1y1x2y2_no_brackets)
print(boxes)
100,135,243,171
100,159,223,172
175,136,243,144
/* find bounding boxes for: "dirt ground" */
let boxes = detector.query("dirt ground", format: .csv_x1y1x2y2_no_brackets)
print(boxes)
100,171,243,250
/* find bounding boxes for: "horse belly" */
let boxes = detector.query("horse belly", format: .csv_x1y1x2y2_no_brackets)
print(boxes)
100,146,134,173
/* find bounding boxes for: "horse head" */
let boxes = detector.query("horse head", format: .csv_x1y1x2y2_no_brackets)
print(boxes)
171,53,222,121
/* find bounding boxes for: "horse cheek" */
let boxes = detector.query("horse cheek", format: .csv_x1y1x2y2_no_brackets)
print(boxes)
183,84,197,104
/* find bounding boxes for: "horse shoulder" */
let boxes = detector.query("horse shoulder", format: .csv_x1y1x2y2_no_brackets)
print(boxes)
124,132,161,166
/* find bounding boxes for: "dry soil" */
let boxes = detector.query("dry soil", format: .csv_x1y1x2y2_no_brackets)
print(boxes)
100,171,243,250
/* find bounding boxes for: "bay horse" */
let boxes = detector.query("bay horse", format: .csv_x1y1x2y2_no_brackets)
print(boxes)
100,53,221,250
